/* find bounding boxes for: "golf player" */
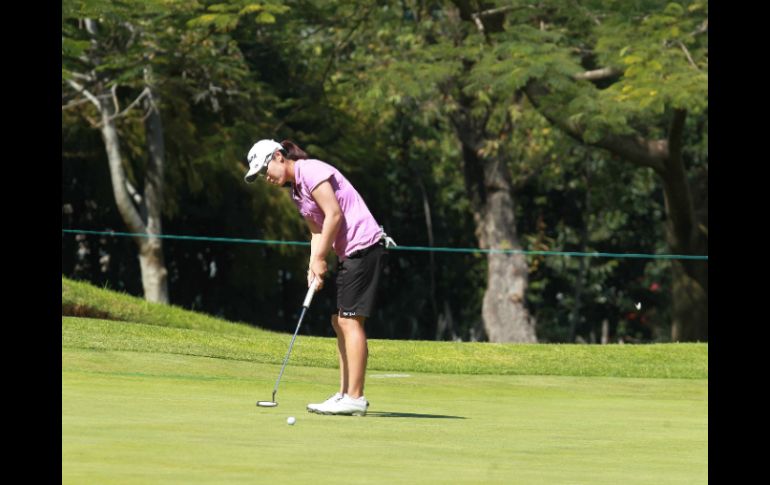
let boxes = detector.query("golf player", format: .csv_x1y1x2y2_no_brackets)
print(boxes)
244,139,388,416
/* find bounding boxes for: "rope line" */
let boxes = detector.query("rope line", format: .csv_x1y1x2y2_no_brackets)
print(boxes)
62,229,708,261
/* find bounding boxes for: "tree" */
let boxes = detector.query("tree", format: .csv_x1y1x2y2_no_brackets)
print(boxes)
336,0,706,341
61,0,271,303
61,0,705,343
63,2,180,302
329,1,541,341
449,0,708,342
512,1,708,341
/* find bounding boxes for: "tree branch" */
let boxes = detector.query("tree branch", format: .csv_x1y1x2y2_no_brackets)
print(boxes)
122,21,139,48
67,78,152,127
320,5,374,87
107,88,151,123
524,80,667,173
471,13,485,34
476,5,525,18
668,108,687,164
66,79,101,109
83,113,101,128
691,18,708,36
125,178,144,206
61,98,93,111
676,40,699,70
70,71,95,83
573,67,622,81
592,134,667,174
470,5,533,34
112,84,120,114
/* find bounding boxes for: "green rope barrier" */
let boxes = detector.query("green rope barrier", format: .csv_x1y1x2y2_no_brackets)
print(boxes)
62,229,708,261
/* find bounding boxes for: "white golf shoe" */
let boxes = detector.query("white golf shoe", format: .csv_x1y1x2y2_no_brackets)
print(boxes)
320,394,369,416
307,392,343,414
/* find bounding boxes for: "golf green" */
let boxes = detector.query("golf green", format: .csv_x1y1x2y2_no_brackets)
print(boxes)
62,349,707,484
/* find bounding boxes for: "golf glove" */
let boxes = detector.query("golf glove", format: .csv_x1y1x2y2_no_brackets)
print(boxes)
380,226,398,248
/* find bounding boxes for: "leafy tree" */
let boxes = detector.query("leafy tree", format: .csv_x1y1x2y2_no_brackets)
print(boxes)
62,0,277,303
326,1,542,341
513,0,708,341
323,0,706,341
62,0,705,344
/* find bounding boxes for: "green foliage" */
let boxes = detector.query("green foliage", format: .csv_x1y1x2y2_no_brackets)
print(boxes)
517,143,673,343
468,27,583,98
61,37,91,59
186,1,290,31
63,0,707,343
62,0,312,329
590,1,708,126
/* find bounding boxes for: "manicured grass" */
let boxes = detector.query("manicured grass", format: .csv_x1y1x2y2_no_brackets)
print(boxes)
62,348,707,485
62,277,708,484
62,277,707,379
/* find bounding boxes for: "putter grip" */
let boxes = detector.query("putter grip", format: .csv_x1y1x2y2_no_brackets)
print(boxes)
303,278,319,308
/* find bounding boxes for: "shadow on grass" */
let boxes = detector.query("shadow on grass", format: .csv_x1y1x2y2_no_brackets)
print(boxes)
366,411,466,419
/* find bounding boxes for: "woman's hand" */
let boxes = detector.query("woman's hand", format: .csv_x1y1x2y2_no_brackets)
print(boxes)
308,258,327,290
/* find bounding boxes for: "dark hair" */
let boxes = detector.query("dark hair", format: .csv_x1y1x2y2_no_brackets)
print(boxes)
280,140,309,160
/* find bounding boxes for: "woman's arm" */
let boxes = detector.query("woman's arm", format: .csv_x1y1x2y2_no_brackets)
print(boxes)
304,217,323,287
307,180,342,287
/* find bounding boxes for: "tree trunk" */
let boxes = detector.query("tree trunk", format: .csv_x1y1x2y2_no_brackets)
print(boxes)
570,170,591,342
479,153,537,342
658,117,707,341
670,261,707,341
98,82,168,304
453,126,537,343
417,176,440,338
140,68,169,303
397,111,440,337
138,239,168,302
659,111,707,341
444,1,536,342
437,299,459,341
79,18,169,304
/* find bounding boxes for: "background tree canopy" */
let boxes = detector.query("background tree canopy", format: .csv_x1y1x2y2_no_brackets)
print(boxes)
62,0,707,343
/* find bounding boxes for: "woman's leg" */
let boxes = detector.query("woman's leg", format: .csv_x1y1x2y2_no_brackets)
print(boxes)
331,314,348,394
335,315,368,398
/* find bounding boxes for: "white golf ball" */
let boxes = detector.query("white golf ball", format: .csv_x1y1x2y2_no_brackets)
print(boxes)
287,416,296,425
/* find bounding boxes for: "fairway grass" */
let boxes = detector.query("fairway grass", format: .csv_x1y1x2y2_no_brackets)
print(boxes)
63,347,707,485
62,316,707,379
62,277,707,379
62,278,707,483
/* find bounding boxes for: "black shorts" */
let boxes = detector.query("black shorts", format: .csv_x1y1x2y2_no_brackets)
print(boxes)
332,240,387,319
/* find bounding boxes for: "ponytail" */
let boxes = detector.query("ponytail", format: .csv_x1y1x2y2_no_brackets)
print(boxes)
280,140,309,160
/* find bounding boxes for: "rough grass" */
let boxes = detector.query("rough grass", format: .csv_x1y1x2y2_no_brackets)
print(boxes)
62,277,707,379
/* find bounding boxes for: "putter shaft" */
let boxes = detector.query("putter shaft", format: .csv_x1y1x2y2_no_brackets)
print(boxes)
263,278,318,405
270,306,308,397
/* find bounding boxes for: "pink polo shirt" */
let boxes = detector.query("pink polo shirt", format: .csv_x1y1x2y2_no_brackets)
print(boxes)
291,159,382,260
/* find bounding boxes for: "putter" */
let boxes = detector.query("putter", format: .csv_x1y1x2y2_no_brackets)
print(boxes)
257,277,319,408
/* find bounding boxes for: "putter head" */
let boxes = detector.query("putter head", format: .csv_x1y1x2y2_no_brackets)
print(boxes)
256,389,279,407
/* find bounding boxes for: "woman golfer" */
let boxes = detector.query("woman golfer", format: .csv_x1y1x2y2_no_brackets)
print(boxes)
244,139,387,416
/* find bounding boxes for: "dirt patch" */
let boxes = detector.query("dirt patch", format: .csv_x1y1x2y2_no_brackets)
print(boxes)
62,303,116,321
